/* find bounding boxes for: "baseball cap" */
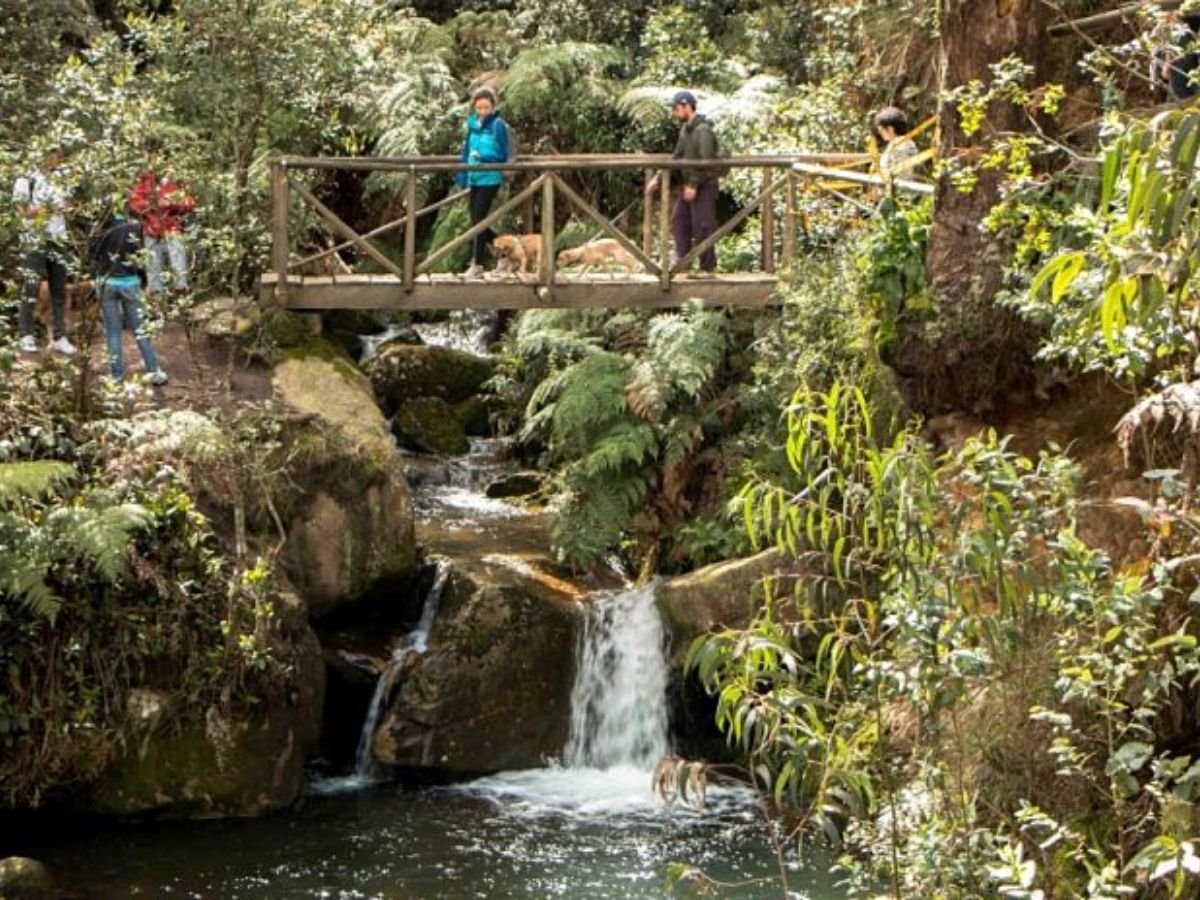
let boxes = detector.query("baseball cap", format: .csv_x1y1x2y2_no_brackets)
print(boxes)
670,90,697,108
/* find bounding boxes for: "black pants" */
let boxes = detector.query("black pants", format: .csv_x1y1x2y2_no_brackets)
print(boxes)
19,243,69,339
671,181,719,273
469,185,500,266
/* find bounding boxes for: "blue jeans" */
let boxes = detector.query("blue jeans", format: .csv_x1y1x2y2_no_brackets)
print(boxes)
100,279,160,379
146,235,189,294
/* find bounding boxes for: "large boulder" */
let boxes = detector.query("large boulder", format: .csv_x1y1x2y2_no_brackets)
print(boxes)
366,344,494,415
656,549,801,664
0,858,53,898
372,556,582,773
273,352,418,617
394,397,471,455
90,593,324,818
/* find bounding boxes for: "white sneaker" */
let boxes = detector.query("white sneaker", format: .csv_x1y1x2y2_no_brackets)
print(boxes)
18,335,38,353
462,264,484,280
50,336,77,356
145,370,169,387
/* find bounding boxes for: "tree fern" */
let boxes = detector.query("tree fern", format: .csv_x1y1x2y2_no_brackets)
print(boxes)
502,41,626,118
0,461,76,504
579,421,659,479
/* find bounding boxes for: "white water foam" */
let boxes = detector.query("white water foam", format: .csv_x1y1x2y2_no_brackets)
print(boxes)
456,583,684,818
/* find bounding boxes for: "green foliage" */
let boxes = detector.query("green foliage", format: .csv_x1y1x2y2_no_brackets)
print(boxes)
856,198,932,359
639,6,730,89
1012,110,1200,385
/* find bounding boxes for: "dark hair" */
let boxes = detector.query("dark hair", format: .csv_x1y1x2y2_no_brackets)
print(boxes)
471,86,498,106
143,136,164,154
873,106,910,136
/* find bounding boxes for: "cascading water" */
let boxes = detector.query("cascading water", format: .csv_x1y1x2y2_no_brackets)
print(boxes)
565,583,668,770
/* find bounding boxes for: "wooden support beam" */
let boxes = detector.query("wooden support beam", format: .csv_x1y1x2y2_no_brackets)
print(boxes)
550,174,661,275
404,171,417,292
642,169,654,261
1048,1,1181,38
659,170,671,291
271,161,290,303
288,177,404,279
790,162,934,196
782,171,796,272
419,175,548,275
761,168,775,274
262,272,781,310
290,188,467,273
541,175,555,286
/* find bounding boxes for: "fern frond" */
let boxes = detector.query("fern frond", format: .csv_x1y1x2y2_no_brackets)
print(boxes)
0,547,60,620
0,461,76,505
580,421,660,478
545,352,632,450
45,504,152,583
503,42,626,117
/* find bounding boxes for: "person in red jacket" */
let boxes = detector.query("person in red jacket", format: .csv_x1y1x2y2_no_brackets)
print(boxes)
128,137,195,295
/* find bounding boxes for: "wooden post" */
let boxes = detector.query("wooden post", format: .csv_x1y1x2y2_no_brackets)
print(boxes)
523,186,536,237
761,168,775,274
642,169,654,260
541,174,556,286
404,169,417,292
659,169,671,291
271,161,289,304
782,170,796,273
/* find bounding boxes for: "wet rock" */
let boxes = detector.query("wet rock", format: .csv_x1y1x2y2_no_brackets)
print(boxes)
366,344,494,415
454,396,491,437
91,593,324,818
484,472,542,499
373,556,582,774
0,857,52,898
394,397,471,456
656,549,800,664
273,353,418,617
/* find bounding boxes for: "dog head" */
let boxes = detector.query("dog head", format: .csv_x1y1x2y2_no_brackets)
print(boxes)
490,234,521,259
556,247,583,267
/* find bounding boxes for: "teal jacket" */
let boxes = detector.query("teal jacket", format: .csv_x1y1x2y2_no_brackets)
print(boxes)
457,111,510,188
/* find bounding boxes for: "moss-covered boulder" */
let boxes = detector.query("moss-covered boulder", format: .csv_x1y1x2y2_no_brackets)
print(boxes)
656,549,800,665
366,344,494,415
0,858,53,898
273,352,418,617
394,397,471,455
484,472,542,499
90,593,324,818
454,396,491,437
372,556,582,773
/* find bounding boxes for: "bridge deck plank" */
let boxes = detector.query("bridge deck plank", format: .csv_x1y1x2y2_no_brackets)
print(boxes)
260,272,780,310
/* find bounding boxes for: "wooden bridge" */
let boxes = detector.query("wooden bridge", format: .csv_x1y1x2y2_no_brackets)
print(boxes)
262,153,882,311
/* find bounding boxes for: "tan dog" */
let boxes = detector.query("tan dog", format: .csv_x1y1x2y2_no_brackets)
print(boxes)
37,279,99,335
490,233,541,275
556,239,637,278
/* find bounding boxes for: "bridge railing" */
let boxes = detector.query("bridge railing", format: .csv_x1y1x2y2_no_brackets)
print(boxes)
267,153,870,302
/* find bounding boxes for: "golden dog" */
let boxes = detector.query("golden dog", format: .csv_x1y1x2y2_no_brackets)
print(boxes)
490,233,541,275
556,239,637,278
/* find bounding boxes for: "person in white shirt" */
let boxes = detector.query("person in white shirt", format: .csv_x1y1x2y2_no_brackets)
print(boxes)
13,147,76,355
874,107,920,176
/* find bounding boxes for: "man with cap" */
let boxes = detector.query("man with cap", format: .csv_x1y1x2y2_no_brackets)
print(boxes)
647,90,720,278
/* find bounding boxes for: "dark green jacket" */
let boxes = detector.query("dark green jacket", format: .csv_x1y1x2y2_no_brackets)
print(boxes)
672,114,718,187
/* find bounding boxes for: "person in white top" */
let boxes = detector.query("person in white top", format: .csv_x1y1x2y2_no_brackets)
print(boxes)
13,147,76,355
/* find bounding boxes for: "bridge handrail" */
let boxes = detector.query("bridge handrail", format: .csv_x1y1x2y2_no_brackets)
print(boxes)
267,153,874,301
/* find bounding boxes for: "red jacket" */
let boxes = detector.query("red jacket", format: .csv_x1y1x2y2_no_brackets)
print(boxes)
129,171,195,238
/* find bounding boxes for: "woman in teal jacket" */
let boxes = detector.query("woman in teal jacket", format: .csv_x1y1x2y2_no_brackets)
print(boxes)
456,86,510,278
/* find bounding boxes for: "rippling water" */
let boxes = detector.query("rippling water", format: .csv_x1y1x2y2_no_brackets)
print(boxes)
15,774,840,899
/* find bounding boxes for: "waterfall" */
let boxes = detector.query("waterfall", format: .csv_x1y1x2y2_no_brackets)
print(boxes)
565,583,669,770
353,561,451,778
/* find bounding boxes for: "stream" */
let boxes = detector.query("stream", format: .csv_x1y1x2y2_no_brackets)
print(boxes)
4,317,845,898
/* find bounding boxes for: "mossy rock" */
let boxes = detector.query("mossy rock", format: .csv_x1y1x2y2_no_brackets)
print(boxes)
454,396,491,437
394,397,471,456
260,308,322,350
373,556,582,773
90,598,324,818
0,857,53,898
484,472,542,499
366,344,494,415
